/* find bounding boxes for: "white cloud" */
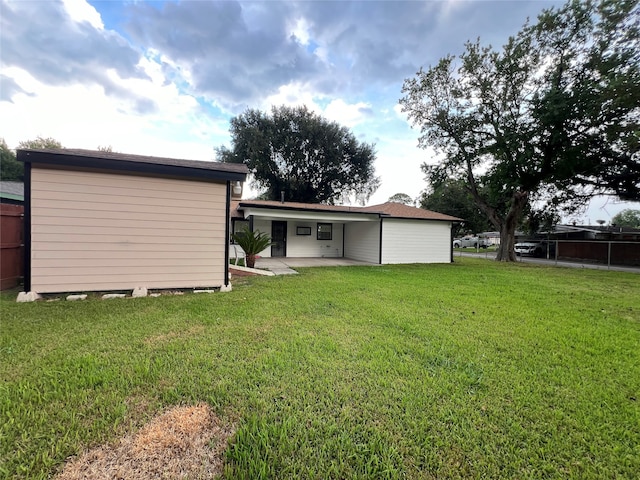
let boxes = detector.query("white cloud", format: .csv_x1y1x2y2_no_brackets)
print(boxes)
61,0,104,30
368,135,431,206
290,17,311,46
324,99,371,128
0,60,230,161
262,82,324,111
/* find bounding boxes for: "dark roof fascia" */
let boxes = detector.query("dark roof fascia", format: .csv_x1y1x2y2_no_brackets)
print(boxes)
17,149,247,183
384,215,462,223
238,202,381,218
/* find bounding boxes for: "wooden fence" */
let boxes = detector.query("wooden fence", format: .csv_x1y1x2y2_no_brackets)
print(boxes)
556,240,640,267
1,203,24,290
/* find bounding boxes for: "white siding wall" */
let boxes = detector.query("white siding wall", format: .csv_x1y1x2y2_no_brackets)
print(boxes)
286,222,343,257
238,220,344,258
381,218,451,264
344,221,380,263
251,219,273,257
30,167,227,293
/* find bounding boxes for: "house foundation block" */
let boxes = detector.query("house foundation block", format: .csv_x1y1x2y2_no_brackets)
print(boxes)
17,291,41,303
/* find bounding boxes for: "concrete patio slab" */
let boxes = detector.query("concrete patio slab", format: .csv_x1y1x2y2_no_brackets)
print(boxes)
255,257,378,275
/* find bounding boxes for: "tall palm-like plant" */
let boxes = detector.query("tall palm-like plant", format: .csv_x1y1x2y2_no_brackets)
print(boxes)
231,227,272,268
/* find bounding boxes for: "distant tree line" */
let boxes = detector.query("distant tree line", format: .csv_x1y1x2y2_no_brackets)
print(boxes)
0,137,63,181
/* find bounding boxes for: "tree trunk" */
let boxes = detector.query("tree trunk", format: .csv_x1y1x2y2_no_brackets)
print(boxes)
246,254,256,269
496,225,517,261
495,191,529,262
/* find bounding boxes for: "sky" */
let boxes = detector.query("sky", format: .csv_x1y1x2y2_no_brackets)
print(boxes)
1,0,638,223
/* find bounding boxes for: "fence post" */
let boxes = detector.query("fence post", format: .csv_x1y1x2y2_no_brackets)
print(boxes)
607,241,611,270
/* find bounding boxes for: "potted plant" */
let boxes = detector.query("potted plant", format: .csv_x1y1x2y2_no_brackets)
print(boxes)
231,226,272,268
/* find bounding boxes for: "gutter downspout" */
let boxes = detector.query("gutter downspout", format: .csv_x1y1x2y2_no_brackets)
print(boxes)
450,224,455,263
224,181,231,287
378,217,384,264
22,156,32,292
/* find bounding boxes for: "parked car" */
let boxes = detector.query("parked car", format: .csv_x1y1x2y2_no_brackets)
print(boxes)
514,241,555,257
453,236,490,249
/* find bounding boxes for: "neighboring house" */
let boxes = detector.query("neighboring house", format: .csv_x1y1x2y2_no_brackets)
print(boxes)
0,181,24,205
18,149,247,294
478,231,501,246
0,181,24,290
550,224,640,241
517,224,640,266
231,200,462,264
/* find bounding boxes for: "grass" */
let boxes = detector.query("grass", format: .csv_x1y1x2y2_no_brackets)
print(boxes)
1,258,639,479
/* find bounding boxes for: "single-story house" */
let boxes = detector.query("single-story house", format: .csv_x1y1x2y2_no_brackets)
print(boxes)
231,200,462,264
18,148,247,294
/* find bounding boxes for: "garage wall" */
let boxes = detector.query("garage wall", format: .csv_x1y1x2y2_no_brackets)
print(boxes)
381,219,451,264
30,167,227,293
344,221,380,263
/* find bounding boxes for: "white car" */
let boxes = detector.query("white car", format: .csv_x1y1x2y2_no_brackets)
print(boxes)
453,236,490,249
514,242,541,256
515,241,555,257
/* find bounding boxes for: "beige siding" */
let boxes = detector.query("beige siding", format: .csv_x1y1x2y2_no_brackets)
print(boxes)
381,219,451,264
31,167,227,293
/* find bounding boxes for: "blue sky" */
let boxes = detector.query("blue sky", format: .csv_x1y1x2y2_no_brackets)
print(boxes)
1,0,637,222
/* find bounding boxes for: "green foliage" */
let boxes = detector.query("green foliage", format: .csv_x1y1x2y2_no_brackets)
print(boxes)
400,0,640,261
0,139,22,181
17,136,62,150
419,179,491,236
231,227,272,268
217,105,380,205
611,209,640,228
1,137,64,182
1,261,639,479
387,192,414,205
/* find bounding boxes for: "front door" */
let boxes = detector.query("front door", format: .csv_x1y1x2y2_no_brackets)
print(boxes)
271,221,287,257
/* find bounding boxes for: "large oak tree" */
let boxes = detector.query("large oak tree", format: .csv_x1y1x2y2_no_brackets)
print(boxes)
216,105,379,204
400,0,640,261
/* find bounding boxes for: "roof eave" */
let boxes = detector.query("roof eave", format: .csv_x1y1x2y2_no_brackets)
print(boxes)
17,149,247,183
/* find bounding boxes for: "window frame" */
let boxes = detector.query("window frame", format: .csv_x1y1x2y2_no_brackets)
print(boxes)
317,222,333,241
230,219,250,244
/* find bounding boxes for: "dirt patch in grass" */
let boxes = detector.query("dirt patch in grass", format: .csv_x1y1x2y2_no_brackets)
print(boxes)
56,404,235,480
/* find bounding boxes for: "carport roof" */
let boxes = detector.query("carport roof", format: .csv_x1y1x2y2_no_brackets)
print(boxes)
233,200,462,222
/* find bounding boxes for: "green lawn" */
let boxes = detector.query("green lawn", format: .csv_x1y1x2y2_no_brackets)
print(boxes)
1,258,639,479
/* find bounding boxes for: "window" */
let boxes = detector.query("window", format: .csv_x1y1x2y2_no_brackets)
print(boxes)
231,219,249,243
317,223,332,240
296,226,312,236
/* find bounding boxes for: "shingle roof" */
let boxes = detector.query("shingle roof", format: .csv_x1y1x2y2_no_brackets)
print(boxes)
0,181,24,198
363,202,462,221
234,200,462,222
